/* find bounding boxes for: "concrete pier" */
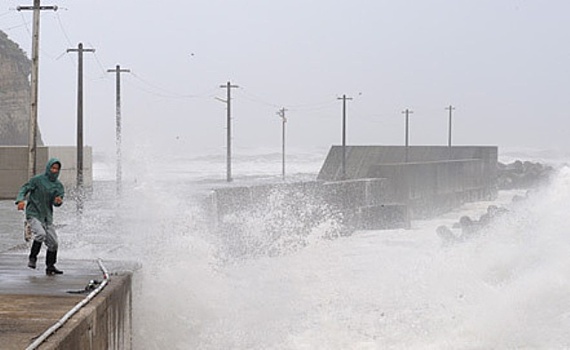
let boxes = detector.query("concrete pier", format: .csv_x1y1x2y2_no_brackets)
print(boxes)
0,252,133,350
317,145,498,219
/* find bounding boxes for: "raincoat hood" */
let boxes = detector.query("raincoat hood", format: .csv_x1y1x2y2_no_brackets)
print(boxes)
16,157,65,224
45,158,61,182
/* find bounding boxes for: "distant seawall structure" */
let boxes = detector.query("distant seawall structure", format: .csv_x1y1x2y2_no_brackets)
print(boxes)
0,146,93,199
208,145,498,233
318,145,497,219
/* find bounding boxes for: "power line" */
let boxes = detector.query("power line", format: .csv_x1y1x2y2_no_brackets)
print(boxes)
237,87,281,108
237,86,338,112
13,8,60,61
54,10,73,46
18,11,32,35
128,72,216,99
1,21,30,31
286,99,337,112
90,47,111,78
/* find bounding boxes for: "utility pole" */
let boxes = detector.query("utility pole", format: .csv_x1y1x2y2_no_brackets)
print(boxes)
107,65,130,195
219,81,238,182
17,0,58,178
67,42,95,212
337,94,352,180
446,105,455,148
402,109,413,162
277,108,287,179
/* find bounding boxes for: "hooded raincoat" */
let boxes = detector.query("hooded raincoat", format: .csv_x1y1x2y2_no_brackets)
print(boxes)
15,158,65,224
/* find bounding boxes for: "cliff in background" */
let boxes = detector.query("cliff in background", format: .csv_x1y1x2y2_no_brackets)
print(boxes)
0,30,43,145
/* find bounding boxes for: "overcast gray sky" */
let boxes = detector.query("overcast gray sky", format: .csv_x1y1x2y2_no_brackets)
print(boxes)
2,0,570,156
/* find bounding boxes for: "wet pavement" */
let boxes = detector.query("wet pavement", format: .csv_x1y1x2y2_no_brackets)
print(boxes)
0,251,127,350
0,200,26,253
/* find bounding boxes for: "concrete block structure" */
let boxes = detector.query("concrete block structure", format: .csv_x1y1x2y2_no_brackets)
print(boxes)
0,146,92,199
206,145,498,234
318,145,498,219
208,178,409,236
317,145,497,182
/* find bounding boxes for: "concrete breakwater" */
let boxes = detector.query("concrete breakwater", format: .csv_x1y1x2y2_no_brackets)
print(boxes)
0,254,133,350
208,178,409,236
207,146,498,236
318,146,497,219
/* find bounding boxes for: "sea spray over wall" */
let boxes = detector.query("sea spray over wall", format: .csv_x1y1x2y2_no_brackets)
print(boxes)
59,151,570,348
215,186,344,260
94,153,343,348
124,185,345,349
407,166,570,348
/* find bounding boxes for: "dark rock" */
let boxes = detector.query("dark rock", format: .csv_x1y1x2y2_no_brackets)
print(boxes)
0,30,43,145
497,160,553,190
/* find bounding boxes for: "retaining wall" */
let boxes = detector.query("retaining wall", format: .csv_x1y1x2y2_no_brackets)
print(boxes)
368,159,496,218
39,274,132,350
317,145,497,182
0,146,92,199
317,145,498,219
208,179,410,233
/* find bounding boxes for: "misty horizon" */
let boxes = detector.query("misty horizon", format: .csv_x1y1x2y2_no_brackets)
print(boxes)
2,0,569,157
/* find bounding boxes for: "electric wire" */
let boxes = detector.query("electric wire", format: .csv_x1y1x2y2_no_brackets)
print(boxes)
12,8,59,60
237,86,338,114
128,72,218,99
236,87,281,108
0,22,29,31
89,46,111,79
18,11,31,35
54,10,73,47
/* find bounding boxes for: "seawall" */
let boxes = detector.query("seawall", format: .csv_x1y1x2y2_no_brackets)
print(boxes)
207,145,498,233
0,253,133,350
0,146,93,199
208,178,410,234
318,145,498,219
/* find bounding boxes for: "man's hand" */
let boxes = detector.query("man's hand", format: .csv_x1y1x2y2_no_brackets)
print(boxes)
54,196,63,205
17,201,25,211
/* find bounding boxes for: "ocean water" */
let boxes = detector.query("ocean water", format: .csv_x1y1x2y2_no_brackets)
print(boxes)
2,147,570,349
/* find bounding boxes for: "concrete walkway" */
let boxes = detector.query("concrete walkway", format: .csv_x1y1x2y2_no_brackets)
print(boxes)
0,252,116,350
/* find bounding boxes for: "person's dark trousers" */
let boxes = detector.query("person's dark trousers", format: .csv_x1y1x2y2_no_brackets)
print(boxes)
28,240,42,269
46,250,63,275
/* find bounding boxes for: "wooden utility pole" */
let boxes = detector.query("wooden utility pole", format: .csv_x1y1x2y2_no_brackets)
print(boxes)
446,105,455,147
219,81,238,182
337,94,352,180
17,0,58,178
107,65,130,194
402,109,413,162
67,43,95,212
277,108,287,179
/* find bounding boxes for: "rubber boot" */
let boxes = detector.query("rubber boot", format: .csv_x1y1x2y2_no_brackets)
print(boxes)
45,250,63,275
28,240,42,269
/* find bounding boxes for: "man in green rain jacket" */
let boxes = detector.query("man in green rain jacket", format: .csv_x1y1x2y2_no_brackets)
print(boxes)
15,158,65,275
